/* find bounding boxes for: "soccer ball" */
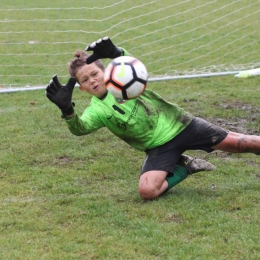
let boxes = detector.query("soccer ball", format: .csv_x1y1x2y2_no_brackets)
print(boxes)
104,56,148,100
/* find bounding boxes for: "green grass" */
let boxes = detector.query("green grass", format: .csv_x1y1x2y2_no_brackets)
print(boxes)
1,1,260,259
1,76,260,259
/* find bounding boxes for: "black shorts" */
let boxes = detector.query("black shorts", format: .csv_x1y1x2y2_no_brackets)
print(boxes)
141,117,228,174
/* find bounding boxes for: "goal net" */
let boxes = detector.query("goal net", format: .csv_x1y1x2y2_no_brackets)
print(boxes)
0,0,259,90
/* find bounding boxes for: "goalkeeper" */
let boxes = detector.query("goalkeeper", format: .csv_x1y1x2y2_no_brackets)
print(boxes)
46,37,260,200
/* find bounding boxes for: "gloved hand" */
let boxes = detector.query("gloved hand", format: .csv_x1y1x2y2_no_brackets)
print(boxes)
85,37,123,64
46,75,76,117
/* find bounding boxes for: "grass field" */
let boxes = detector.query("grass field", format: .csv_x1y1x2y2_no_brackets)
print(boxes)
1,1,260,260
1,76,260,259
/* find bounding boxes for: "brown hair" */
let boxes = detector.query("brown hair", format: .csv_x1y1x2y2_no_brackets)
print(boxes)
68,50,105,78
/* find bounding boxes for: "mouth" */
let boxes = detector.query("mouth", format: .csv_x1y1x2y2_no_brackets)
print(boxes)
93,85,99,90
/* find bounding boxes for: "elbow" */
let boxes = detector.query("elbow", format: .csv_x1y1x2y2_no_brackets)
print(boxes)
68,128,84,136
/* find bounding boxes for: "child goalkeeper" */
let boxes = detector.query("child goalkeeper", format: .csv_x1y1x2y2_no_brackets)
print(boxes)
46,37,260,200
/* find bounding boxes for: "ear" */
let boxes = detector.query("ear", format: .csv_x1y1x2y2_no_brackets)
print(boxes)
79,86,86,92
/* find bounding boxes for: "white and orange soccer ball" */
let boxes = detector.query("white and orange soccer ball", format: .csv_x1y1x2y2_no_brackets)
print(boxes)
104,56,148,100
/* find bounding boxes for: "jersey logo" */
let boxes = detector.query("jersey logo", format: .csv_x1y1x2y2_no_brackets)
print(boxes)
115,97,126,104
117,123,126,130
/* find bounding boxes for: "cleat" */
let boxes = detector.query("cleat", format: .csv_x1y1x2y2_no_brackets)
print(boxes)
177,154,216,175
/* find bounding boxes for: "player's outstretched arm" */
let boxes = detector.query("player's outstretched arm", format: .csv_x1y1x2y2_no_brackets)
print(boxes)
46,75,76,117
85,36,124,64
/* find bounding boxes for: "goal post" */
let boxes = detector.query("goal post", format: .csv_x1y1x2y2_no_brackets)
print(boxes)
0,0,259,91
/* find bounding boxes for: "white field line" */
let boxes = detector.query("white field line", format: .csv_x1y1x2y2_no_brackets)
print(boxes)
0,72,240,94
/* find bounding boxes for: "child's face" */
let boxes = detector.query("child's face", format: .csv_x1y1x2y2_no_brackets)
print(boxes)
76,63,107,98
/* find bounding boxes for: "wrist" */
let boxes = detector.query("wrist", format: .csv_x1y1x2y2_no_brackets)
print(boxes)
61,102,75,118
119,47,124,56
113,46,124,58
120,47,131,57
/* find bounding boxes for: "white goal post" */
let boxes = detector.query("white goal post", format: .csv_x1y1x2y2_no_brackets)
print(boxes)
0,0,259,91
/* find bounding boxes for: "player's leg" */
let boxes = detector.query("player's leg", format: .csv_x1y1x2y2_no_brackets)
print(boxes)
139,155,216,200
212,131,260,153
138,170,169,199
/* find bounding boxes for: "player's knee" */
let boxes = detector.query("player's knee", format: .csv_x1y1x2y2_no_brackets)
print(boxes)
138,171,166,200
138,182,159,200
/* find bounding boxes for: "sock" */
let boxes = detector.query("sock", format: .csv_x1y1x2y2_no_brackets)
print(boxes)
166,165,188,191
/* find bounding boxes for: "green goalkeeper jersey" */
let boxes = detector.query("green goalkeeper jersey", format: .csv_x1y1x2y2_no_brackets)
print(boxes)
65,89,193,151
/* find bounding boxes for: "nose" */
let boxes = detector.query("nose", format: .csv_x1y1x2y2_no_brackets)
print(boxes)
89,76,96,85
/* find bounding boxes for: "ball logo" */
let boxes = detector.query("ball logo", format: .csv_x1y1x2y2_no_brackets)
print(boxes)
117,61,126,78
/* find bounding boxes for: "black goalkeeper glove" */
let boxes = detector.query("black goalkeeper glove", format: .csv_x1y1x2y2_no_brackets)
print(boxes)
46,75,76,117
85,36,123,64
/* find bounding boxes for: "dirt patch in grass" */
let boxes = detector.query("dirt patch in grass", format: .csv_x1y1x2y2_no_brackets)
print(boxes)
208,101,260,135
53,155,84,165
201,101,260,161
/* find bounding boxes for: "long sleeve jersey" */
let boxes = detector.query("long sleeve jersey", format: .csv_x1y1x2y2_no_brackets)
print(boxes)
65,89,193,151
